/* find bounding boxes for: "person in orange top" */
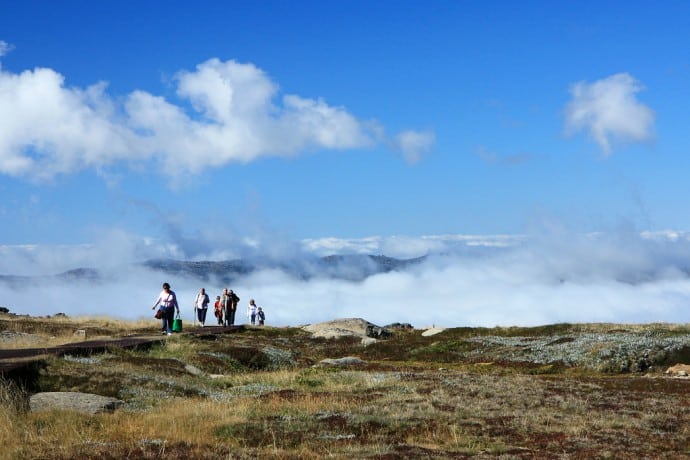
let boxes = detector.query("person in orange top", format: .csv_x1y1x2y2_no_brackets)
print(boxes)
214,295,223,325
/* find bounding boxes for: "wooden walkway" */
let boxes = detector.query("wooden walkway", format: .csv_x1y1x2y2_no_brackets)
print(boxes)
0,325,243,375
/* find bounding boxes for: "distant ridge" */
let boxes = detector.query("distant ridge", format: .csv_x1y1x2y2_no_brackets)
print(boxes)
143,254,427,283
0,254,427,286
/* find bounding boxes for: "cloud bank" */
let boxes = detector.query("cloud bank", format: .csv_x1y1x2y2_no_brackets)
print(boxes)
564,73,655,153
0,55,433,179
2,230,690,328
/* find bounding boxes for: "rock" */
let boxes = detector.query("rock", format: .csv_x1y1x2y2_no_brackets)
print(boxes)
73,329,88,340
665,364,690,377
422,327,446,337
385,322,414,330
303,318,373,339
317,356,367,367
30,392,123,414
366,324,391,339
184,364,204,376
361,337,378,346
304,318,393,340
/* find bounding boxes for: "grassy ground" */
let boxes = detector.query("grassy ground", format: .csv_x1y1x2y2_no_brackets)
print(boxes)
1,315,689,459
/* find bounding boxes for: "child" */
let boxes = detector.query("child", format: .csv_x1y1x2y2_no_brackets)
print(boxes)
214,296,223,325
257,306,265,326
247,299,258,325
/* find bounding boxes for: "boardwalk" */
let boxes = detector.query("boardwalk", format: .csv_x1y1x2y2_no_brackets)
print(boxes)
0,325,243,375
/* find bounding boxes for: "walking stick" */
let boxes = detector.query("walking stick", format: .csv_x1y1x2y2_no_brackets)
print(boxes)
193,305,197,328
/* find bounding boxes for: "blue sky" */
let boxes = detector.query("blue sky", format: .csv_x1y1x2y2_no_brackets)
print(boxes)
2,1,690,325
2,1,689,246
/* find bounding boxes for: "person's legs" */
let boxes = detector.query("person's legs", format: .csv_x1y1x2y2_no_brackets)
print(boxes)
229,308,236,325
165,307,174,334
199,308,207,325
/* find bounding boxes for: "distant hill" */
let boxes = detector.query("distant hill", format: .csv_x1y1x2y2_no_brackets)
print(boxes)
0,254,427,286
143,254,427,283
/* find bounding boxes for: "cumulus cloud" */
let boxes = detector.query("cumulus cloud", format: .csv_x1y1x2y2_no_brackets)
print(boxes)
2,230,690,327
564,73,655,154
0,57,434,179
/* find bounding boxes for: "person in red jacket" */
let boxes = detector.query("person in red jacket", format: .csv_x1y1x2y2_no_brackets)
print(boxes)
214,296,223,325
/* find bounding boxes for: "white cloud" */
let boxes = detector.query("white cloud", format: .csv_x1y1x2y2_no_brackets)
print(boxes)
564,73,655,154
0,40,14,57
0,57,434,179
393,130,435,164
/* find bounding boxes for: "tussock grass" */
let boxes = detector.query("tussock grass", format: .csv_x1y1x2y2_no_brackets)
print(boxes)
2,316,690,458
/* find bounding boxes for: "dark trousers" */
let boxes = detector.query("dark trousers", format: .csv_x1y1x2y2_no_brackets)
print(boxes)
161,306,175,333
197,308,207,324
225,308,236,326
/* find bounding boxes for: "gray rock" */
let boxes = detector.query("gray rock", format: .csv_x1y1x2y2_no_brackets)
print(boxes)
366,324,391,339
422,327,446,337
30,392,123,414
184,364,204,376
361,337,378,346
303,319,393,340
317,356,367,367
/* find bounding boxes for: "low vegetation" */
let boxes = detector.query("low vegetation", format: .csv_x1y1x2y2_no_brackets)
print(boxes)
1,314,689,459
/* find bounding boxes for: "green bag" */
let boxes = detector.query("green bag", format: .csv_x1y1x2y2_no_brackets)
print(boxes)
172,314,183,333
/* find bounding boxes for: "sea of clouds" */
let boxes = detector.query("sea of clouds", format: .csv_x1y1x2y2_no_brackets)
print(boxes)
2,229,690,328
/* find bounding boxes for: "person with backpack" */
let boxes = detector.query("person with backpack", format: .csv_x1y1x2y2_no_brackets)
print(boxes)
222,288,240,326
194,287,210,327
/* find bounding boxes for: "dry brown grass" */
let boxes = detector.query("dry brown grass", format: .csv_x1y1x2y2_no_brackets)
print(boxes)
2,316,690,458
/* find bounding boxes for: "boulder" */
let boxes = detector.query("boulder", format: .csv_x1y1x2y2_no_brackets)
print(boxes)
303,318,372,339
665,364,690,377
385,322,414,330
317,356,367,367
366,324,391,339
30,392,123,414
422,327,446,337
361,337,378,347
303,318,392,340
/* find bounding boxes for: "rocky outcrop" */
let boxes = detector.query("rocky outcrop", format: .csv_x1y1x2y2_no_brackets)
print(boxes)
30,392,123,414
303,318,397,342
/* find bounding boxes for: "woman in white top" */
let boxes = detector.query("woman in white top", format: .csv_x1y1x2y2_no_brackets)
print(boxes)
194,287,210,327
152,282,179,335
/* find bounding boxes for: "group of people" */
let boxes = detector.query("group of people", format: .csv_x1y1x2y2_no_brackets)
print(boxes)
152,282,266,334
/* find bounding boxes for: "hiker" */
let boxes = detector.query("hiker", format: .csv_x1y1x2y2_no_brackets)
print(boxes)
229,289,239,325
247,299,258,325
151,282,179,336
214,295,223,325
257,306,265,326
221,288,229,326
194,288,210,327
222,288,240,326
